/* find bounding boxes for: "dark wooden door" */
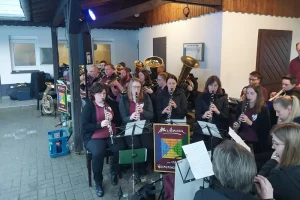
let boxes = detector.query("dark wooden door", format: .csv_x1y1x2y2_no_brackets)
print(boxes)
153,37,167,70
256,29,292,93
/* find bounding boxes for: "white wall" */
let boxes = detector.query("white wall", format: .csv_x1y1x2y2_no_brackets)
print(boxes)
220,12,300,98
138,12,223,90
0,27,138,85
0,26,53,84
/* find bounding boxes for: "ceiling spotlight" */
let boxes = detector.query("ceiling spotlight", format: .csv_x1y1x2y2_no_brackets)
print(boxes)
134,13,140,18
88,9,96,20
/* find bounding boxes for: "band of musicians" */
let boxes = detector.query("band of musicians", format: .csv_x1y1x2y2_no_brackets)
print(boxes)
80,42,300,200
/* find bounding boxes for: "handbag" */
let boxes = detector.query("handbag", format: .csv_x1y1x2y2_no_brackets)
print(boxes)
130,178,163,200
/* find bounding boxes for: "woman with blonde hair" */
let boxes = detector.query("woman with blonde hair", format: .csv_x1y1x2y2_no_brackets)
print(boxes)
259,122,300,200
119,78,154,176
273,95,300,124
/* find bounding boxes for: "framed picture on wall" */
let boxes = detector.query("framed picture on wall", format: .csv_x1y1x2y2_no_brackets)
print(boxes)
183,43,204,61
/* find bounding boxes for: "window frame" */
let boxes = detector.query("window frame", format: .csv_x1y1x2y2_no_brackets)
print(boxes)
9,39,39,71
58,40,69,66
92,39,115,65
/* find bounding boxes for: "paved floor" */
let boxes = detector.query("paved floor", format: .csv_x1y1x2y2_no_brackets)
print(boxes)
0,104,160,200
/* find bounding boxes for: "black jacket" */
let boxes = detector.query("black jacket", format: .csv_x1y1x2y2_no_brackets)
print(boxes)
193,188,256,200
259,159,300,200
195,93,229,131
81,99,121,148
236,102,271,152
119,93,153,125
156,87,187,123
285,87,300,100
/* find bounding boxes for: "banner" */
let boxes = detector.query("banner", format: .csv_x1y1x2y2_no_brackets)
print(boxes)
154,124,190,173
56,84,68,114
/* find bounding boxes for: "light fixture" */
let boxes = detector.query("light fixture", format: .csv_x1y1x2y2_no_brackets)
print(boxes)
88,9,96,21
134,13,140,18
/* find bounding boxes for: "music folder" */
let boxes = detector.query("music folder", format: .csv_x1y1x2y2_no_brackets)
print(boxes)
197,121,222,139
119,148,147,164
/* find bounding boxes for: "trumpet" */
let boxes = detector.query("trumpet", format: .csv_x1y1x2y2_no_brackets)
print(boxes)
143,82,158,92
268,89,285,101
233,100,249,132
208,93,214,123
135,92,140,120
167,88,174,122
104,101,114,144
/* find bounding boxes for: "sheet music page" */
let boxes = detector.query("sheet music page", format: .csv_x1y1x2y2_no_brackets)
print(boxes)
182,141,214,180
197,121,222,139
125,120,146,136
228,127,251,152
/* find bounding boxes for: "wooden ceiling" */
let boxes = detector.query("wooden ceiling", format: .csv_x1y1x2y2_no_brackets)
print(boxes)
0,0,298,29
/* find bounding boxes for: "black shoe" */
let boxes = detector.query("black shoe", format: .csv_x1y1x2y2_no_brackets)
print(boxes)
111,173,118,185
96,184,104,197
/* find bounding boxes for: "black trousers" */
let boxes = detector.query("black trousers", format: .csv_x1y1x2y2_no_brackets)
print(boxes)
125,133,154,162
86,137,125,185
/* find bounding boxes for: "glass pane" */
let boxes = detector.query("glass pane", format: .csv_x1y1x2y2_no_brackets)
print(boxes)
58,44,69,66
94,44,111,64
13,43,36,66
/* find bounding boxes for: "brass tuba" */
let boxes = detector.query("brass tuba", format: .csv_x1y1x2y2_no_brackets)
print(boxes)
178,56,200,91
144,56,163,68
134,60,144,68
116,63,124,72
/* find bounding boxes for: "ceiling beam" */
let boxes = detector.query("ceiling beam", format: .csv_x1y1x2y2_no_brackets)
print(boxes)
81,0,168,31
0,20,51,27
81,0,117,9
165,0,221,6
52,0,68,27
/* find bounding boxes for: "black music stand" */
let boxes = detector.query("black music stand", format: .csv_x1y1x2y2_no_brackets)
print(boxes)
117,120,154,195
166,119,186,125
197,121,222,158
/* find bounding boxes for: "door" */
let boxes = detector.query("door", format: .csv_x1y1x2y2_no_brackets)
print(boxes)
256,29,292,93
153,37,167,70
93,41,114,65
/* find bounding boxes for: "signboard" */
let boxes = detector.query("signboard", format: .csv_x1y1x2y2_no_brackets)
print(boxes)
183,43,204,61
154,124,190,173
56,84,68,114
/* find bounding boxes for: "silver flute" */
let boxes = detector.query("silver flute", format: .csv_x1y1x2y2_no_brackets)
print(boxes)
208,93,214,123
233,100,249,132
135,92,140,120
167,88,174,122
104,101,114,144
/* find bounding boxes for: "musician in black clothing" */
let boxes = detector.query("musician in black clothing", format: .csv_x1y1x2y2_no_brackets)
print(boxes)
156,74,187,123
270,74,300,100
193,76,229,144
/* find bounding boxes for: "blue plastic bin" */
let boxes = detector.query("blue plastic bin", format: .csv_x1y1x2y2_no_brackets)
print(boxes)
48,129,70,158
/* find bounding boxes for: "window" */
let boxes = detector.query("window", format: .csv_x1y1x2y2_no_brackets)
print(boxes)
93,43,112,64
58,42,69,66
10,39,38,71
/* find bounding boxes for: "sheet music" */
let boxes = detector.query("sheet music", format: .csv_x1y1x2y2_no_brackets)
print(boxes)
228,127,251,152
197,121,222,139
182,141,214,180
125,120,146,136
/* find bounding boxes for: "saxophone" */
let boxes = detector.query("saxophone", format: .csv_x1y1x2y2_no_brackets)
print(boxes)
135,92,140,120
208,93,214,123
233,100,249,132
104,101,114,144
167,88,174,122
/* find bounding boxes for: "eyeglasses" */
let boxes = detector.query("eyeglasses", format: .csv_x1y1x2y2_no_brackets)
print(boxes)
249,78,258,81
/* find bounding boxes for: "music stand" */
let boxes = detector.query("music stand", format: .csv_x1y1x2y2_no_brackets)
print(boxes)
166,118,187,125
197,121,222,158
121,120,147,195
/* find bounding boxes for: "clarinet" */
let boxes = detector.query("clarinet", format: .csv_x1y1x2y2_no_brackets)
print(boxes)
233,100,249,132
167,88,174,122
104,101,114,144
135,92,140,120
208,93,214,123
